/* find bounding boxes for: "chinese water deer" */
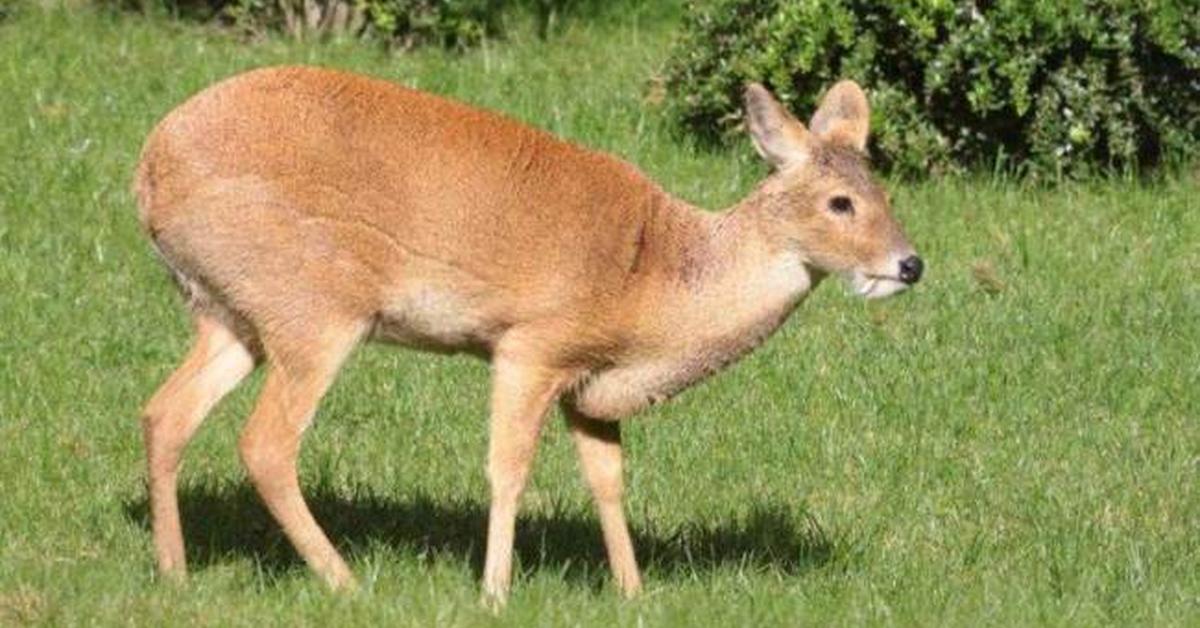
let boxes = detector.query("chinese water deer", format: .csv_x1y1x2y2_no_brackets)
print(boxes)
135,66,922,603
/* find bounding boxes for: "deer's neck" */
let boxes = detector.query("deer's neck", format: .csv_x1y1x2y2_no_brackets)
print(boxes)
571,189,821,419
643,191,818,358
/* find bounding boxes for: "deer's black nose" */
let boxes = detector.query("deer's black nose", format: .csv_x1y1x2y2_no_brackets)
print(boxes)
898,255,924,285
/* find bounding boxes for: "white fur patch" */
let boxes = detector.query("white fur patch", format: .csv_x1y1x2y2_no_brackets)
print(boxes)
376,284,492,349
851,271,910,299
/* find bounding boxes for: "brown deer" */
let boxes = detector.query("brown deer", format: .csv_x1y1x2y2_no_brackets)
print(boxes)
134,66,922,604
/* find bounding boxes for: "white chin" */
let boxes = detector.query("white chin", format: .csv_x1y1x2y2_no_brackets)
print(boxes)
851,274,910,300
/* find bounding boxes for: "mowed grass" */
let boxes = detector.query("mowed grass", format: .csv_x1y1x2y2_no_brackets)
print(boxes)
1,6,1199,626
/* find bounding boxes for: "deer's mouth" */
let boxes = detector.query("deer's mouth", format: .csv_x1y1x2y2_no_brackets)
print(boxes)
851,273,910,300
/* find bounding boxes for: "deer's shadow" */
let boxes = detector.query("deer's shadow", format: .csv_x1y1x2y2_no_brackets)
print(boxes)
123,482,836,586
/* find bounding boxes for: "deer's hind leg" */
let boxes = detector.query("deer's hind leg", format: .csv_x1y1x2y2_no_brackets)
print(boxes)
142,312,257,579
152,189,384,588
237,317,368,590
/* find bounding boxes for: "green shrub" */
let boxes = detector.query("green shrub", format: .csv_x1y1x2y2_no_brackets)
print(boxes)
221,1,367,41
358,0,502,49
102,0,503,48
0,0,26,21
663,0,1200,178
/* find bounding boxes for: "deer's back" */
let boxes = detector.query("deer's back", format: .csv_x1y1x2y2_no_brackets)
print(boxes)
137,66,664,356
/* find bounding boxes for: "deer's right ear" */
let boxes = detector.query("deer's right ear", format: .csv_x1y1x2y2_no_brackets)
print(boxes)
744,83,810,168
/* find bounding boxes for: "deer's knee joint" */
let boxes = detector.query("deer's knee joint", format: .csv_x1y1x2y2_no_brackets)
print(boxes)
486,457,530,501
585,463,624,503
140,410,161,435
590,480,623,505
140,402,174,432
142,409,183,459
238,427,293,487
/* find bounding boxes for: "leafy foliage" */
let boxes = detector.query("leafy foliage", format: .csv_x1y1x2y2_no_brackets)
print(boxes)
663,0,1200,178
0,0,25,22
103,0,503,48
354,0,502,49
97,0,671,48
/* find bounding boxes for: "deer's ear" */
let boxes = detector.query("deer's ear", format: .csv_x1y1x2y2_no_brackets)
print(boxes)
744,83,810,168
809,80,870,152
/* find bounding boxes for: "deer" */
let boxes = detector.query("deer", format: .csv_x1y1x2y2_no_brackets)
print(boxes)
134,65,923,605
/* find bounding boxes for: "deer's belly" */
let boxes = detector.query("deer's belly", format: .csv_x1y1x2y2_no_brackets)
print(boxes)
374,283,501,353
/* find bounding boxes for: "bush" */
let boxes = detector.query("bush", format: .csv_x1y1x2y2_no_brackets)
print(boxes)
0,0,26,21
354,0,502,49
221,1,368,41
662,0,1200,178
232,0,505,47
105,0,503,48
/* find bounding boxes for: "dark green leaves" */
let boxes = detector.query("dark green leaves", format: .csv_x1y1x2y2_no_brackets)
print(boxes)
663,0,1200,179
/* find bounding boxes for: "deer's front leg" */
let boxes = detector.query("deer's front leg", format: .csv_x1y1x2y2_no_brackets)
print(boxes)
481,356,568,607
565,407,642,597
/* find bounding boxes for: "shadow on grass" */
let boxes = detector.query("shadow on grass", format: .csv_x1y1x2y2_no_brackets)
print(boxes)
124,482,835,587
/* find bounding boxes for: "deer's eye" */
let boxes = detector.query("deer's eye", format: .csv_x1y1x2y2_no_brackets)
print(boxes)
829,195,854,215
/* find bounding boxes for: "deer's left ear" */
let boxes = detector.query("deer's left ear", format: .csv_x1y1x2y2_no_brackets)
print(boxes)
809,80,870,152
744,83,811,168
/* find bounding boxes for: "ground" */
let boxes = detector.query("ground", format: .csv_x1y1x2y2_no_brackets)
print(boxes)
0,6,1198,626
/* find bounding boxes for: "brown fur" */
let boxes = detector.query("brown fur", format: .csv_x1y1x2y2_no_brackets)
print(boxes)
134,66,919,603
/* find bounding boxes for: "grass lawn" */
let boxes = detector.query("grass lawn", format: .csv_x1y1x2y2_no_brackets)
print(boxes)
1,5,1198,626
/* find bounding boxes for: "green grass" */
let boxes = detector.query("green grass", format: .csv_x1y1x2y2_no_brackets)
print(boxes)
2,6,1199,626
